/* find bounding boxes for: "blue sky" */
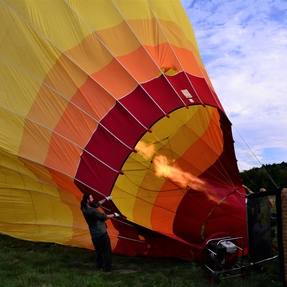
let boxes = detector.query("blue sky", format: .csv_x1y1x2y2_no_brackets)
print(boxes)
182,0,287,171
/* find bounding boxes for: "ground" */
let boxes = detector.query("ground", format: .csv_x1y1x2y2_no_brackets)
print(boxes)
0,234,282,287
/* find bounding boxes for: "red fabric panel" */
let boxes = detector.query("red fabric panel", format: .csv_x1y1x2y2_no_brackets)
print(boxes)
85,125,131,170
75,151,118,195
173,188,222,243
120,86,164,127
112,219,198,260
100,102,146,147
142,74,184,114
187,74,222,109
167,72,201,105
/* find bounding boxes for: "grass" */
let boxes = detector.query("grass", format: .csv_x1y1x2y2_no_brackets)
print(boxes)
0,234,282,287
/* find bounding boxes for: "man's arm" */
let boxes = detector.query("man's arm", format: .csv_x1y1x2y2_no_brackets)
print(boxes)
92,208,119,221
96,196,112,206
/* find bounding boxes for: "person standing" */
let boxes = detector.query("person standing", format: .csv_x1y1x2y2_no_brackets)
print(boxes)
81,193,119,272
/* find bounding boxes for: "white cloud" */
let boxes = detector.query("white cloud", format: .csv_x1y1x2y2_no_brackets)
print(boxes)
182,0,287,171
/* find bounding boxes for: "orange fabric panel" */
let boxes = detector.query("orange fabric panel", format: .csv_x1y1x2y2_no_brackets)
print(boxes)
54,101,97,148
28,85,68,130
172,46,206,78
91,58,137,99
72,76,116,120
118,46,160,82
145,43,182,74
49,170,82,199
151,198,179,234
107,220,120,250
20,119,81,178
44,133,81,178
44,56,87,100
97,21,140,57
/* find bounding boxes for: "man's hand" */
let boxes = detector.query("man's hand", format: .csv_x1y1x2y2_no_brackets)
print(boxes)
106,195,112,201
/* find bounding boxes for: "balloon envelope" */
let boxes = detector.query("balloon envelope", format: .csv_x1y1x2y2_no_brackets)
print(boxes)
0,0,246,260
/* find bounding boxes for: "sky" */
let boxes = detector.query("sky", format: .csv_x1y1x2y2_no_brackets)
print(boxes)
181,0,287,171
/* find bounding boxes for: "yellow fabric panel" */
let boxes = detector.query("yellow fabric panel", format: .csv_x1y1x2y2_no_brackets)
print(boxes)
0,108,25,155
0,151,90,247
97,21,140,57
19,120,52,164
67,0,123,31
113,161,158,228
140,107,198,146
185,109,223,156
0,2,63,117
5,0,90,52
166,107,220,173
28,85,68,132
44,56,88,101
111,184,137,223
115,0,200,55
132,169,166,229
65,34,113,76
0,63,40,118
0,149,37,182
149,0,200,55
113,153,166,229
113,156,152,224
68,0,204,80
0,163,74,244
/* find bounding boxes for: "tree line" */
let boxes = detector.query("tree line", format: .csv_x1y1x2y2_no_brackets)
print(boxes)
240,162,287,192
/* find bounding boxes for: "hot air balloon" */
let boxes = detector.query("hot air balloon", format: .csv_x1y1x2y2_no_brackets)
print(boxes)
0,0,246,260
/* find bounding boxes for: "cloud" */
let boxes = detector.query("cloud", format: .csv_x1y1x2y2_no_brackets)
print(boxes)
182,0,287,171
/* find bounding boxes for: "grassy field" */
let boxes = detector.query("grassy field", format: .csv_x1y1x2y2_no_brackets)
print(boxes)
0,234,282,287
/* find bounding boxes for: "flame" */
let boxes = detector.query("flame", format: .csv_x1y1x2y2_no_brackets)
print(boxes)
135,141,213,197
135,141,155,160
153,155,206,191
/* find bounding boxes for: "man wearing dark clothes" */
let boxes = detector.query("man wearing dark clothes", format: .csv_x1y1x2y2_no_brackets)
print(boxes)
81,193,119,272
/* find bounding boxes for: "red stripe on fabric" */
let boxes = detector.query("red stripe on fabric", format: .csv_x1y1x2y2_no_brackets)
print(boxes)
187,74,223,109
111,219,197,260
100,102,146,147
142,74,184,114
85,125,131,170
167,73,201,105
120,85,163,127
75,151,119,195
